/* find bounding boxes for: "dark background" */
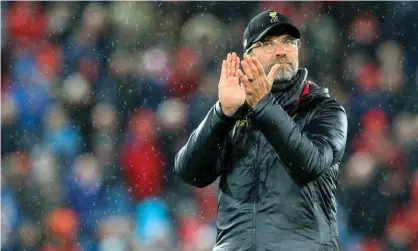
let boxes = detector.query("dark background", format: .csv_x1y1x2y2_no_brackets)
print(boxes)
1,1,418,251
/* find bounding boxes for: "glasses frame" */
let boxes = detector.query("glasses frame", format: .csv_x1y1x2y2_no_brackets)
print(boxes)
245,37,299,55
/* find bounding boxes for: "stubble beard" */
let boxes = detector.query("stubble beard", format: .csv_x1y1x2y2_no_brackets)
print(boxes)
267,58,299,82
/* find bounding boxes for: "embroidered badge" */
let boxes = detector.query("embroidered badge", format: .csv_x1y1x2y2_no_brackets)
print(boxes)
269,11,279,23
236,119,247,127
291,113,298,120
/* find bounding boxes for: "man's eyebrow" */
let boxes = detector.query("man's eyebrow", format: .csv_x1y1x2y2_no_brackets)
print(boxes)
262,38,275,43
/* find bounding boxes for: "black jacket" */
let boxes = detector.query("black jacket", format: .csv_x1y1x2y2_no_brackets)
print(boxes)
174,69,348,251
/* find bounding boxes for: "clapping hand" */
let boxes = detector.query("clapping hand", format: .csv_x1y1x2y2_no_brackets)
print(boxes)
237,55,280,108
218,53,246,116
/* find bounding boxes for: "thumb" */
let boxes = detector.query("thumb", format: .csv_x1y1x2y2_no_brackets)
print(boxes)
237,69,249,89
240,77,246,92
267,64,280,84
236,69,244,79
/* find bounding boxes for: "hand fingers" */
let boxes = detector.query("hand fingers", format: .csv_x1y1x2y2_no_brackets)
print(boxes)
235,56,240,73
234,64,241,78
267,64,281,83
230,52,239,76
242,80,253,96
237,69,250,91
252,56,265,76
226,53,231,76
241,59,254,79
237,69,245,80
233,55,240,77
231,52,236,75
244,55,260,77
221,60,227,80
232,53,239,74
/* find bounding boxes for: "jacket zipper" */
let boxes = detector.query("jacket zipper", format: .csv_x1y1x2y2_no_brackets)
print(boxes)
252,171,259,251
252,120,260,251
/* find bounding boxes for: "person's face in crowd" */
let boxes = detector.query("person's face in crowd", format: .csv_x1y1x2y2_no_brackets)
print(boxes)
247,33,299,82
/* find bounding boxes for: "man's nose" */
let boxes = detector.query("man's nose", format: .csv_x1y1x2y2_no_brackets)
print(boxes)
274,43,288,57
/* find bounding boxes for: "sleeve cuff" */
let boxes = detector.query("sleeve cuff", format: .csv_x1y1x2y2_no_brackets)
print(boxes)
214,101,239,124
248,93,275,118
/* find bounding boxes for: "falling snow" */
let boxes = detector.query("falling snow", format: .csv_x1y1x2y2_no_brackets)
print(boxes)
1,1,418,251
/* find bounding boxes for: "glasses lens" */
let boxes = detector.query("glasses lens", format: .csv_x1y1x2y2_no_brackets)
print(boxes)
263,41,277,53
263,39,297,53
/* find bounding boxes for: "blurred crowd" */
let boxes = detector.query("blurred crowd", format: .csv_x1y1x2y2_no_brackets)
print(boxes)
1,1,418,251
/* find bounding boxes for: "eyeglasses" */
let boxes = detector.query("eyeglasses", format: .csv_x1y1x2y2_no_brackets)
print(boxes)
245,38,298,54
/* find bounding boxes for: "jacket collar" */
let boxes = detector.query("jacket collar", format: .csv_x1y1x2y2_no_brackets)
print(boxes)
270,68,308,107
270,68,332,107
271,68,308,93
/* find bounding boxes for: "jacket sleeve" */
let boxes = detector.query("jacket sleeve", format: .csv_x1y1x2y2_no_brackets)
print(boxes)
174,101,236,188
248,93,348,184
